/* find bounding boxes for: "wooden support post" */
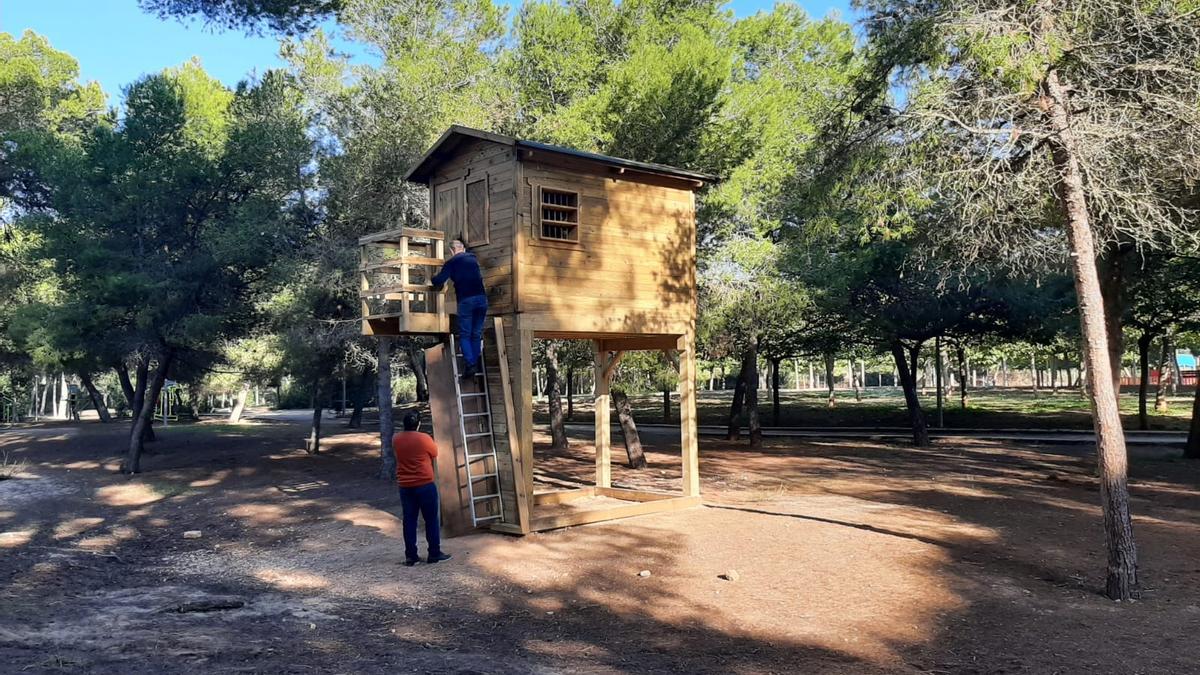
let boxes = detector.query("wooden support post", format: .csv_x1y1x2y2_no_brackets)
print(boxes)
494,317,530,533
518,323,534,503
593,346,625,488
434,238,445,327
399,235,410,320
594,343,611,489
679,331,700,497
359,243,371,334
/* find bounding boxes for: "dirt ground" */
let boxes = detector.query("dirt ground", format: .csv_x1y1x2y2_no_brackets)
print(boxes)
2,414,1199,674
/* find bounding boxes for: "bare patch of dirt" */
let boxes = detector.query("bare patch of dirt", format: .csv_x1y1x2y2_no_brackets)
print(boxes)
1,416,1199,673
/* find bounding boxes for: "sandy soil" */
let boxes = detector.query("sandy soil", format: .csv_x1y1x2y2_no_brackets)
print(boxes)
1,415,1199,674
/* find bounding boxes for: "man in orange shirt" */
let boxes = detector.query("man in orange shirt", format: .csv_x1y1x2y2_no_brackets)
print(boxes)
393,412,451,566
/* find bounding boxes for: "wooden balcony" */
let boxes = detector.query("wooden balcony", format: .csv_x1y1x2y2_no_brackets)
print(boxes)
359,228,449,336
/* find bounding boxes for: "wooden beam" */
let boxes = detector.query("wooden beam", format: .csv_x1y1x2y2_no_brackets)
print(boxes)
359,283,438,298
679,330,700,498
597,335,681,353
596,486,680,502
494,316,530,533
358,227,446,244
533,487,595,505
360,255,444,271
529,495,701,532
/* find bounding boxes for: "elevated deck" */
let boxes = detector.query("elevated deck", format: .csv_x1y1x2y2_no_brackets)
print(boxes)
359,228,449,336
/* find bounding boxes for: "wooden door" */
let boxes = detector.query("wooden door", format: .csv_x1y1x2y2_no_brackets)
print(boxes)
434,180,464,238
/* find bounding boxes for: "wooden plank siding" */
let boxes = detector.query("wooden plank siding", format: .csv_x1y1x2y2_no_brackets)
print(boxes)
515,159,697,337
429,138,518,316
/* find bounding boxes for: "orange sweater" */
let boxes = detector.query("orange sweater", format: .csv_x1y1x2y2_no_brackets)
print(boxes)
392,431,438,487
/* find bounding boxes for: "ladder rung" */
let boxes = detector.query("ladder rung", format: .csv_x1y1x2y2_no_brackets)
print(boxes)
474,515,502,523
470,472,498,481
460,393,486,398
465,432,491,439
467,452,495,460
473,493,501,501
462,412,490,418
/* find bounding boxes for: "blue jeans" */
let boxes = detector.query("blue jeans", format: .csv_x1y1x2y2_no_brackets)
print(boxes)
457,294,488,369
399,482,442,561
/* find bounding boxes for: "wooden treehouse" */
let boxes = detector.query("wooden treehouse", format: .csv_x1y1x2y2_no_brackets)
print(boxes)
360,125,710,536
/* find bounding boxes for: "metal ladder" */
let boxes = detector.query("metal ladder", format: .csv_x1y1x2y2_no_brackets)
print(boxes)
449,334,504,526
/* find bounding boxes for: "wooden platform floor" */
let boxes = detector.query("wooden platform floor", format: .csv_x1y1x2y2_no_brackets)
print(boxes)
534,494,639,520
507,488,700,533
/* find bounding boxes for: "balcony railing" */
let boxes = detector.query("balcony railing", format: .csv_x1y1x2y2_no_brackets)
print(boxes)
359,228,449,335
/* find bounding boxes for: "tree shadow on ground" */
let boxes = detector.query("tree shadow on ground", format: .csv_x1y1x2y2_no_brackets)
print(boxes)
4,419,1200,673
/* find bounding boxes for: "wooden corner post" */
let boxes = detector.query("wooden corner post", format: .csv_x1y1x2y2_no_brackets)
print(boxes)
679,331,700,497
594,346,624,489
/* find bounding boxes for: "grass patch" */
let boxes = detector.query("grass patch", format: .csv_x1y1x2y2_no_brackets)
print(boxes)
0,449,26,480
537,388,1195,431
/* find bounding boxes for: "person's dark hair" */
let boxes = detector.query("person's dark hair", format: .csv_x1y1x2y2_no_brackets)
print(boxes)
402,412,420,431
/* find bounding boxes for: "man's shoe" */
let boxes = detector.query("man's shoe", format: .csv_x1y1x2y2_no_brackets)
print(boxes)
427,552,452,564
460,364,477,379
403,558,419,567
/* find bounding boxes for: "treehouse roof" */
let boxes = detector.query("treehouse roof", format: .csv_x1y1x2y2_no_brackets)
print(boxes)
404,125,716,186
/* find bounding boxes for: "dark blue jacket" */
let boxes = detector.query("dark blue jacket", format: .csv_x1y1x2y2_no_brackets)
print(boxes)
432,251,486,300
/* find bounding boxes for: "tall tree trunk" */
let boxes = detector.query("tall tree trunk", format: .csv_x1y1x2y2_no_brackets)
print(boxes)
824,351,836,408
891,340,929,447
1155,334,1173,413
1030,353,1039,395
378,337,395,479
566,368,575,421
771,357,782,425
38,374,48,418
1045,67,1138,600
1137,332,1152,431
186,387,201,421
1169,348,1182,397
1185,382,1200,459
306,384,323,455
1098,245,1128,395
661,388,671,423
726,356,748,441
934,337,945,428
546,342,568,450
79,373,112,423
56,373,69,419
957,343,969,409
612,389,646,469
229,386,249,423
746,340,762,449
406,341,429,403
129,358,156,442
122,351,174,474
1050,354,1059,393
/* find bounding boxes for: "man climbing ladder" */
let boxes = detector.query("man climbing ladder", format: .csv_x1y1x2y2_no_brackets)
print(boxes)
432,237,487,377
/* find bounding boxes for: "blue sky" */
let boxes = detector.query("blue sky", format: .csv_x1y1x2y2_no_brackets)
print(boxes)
2,0,854,102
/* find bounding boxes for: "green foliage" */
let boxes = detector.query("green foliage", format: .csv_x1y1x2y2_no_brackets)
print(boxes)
22,60,315,384
138,0,343,34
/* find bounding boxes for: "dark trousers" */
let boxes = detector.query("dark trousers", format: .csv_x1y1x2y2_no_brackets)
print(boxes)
399,482,442,561
457,294,488,368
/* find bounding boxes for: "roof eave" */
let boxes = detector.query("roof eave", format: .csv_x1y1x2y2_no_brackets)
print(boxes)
404,126,516,184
